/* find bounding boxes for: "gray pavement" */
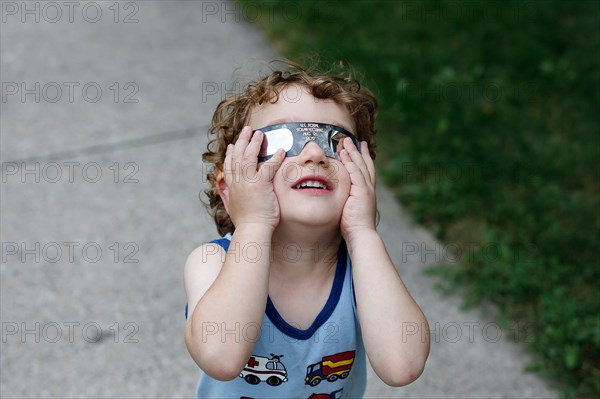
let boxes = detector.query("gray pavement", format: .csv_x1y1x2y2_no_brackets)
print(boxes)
1,1,558,398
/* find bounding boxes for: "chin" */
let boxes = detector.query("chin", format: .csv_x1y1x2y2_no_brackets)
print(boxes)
284,208,342,229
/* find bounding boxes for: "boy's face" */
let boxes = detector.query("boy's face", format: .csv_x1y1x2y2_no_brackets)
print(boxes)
247,85,355,229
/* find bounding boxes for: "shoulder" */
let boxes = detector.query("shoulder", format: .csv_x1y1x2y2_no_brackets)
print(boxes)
184,241,228,284
185,242,226,268
185,233,231,268
184,240,228,319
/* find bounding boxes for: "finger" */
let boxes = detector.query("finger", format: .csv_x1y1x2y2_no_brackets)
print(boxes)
337,136,347,153
344,138,371,185
223,144,234,183
224,143,233,173
361,141,376,186
232,126,252,161
258,148,285,181
340,148,368,187
244,129,264,161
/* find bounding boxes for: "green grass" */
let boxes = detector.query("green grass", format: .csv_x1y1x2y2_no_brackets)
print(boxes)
239,0,600,397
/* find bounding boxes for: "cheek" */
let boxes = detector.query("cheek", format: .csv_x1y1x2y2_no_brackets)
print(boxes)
331,161,351,194
273,160,302,189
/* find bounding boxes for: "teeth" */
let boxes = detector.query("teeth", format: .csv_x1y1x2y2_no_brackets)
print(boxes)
295,180,327,189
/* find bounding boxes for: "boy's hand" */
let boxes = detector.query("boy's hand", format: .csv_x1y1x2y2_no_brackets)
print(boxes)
339,138,377,243
223,126,285,231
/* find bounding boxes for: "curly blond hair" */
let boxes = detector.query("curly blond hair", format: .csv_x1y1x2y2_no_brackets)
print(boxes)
202,60,378,236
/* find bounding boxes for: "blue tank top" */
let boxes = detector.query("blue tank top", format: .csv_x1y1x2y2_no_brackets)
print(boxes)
188,234,367,399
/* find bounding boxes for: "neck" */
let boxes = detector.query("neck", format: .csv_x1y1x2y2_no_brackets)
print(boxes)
269,224,342,276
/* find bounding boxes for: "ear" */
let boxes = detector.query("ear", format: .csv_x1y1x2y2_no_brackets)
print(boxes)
215,169,230,214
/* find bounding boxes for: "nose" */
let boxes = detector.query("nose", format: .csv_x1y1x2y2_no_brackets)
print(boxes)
297,141,329,166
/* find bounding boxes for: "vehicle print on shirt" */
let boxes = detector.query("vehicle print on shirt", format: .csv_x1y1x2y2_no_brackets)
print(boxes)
308,388,344,398
305,350,355,386
240,388,343,399
239,354,288,386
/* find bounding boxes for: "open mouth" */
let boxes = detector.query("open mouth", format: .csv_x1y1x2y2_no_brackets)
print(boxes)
292,176,332,191
294,180,327,190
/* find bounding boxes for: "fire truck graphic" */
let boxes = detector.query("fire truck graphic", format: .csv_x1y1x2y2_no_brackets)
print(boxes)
305,350,355,386
308,388,344,399
239,354,288,386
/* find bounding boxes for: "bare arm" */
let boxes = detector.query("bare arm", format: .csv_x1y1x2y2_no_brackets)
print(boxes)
347,231,429,386
184,126,285,380
184,225,274,380
339,139,429,386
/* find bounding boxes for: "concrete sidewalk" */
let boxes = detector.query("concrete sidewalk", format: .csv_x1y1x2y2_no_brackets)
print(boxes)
1,2,557,398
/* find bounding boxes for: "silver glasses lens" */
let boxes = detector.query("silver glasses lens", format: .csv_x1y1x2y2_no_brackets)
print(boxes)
330,130,354,158
259,128,294,158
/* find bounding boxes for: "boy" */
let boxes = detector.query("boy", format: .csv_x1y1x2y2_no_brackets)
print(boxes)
184,62,429,398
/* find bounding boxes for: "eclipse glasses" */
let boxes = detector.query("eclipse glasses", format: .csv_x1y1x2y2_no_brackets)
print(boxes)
254,122,360,162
